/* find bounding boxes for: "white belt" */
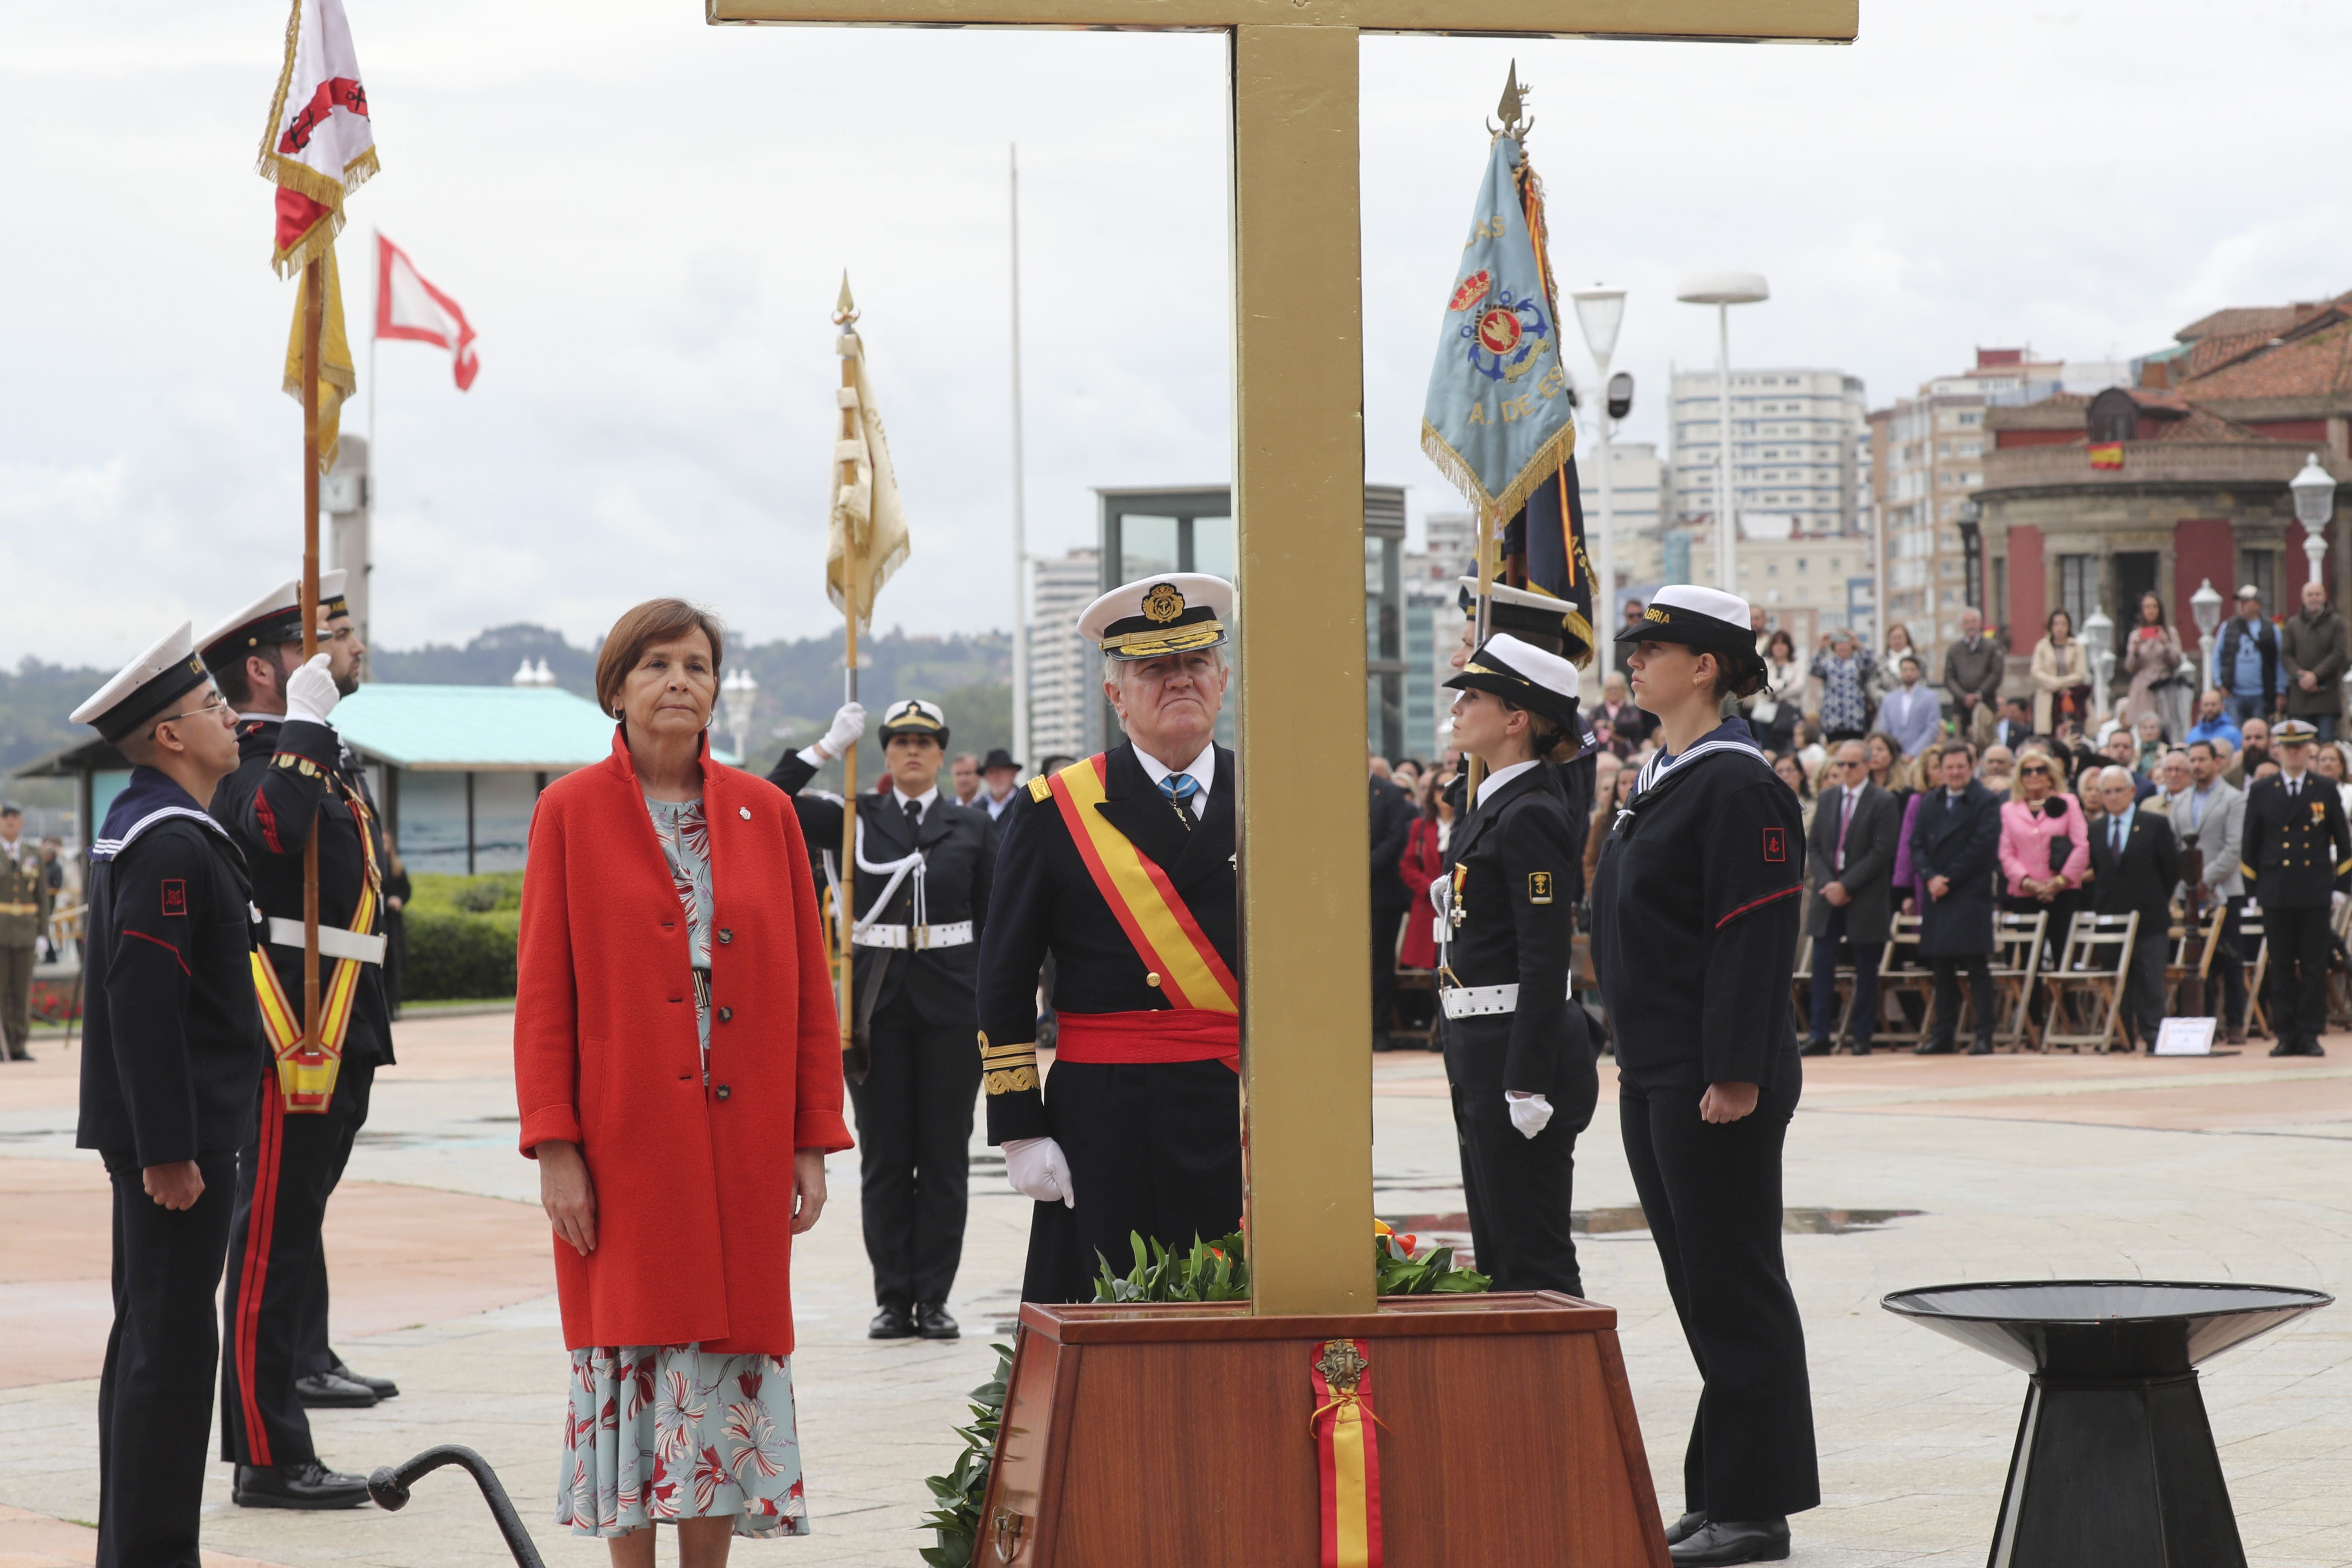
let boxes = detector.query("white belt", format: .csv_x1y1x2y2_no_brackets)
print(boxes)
268,917,386,965
852,920,974,951
1439,976,1576,1020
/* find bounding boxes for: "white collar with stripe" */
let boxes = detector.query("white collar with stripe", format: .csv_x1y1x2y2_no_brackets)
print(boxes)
1632,721,1773,801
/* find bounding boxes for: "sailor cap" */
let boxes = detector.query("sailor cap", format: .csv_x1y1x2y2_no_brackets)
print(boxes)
72,623,214,744
1078,574,1233,661
1614,584,1767,696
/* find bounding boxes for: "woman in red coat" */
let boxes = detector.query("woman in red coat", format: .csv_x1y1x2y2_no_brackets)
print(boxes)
514,599,853,1561
1397,770,1454,971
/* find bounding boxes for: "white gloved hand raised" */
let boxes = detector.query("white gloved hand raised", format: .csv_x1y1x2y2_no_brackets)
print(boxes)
1001,1136,1077,1207
815,701,867,761
282,652,341,726
1505,1090,1555,1140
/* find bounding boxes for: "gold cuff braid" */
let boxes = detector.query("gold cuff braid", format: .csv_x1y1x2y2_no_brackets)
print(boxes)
985,1066,1040,1096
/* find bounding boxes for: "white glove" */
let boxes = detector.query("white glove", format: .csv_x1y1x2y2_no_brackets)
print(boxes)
813,702,867,762
1506,1091,1555,1140
2335,891,2348,914
1001,1136,1076,1207
283,652,341,726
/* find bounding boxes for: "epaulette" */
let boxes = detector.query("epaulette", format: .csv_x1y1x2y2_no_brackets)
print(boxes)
1027,775,1052,804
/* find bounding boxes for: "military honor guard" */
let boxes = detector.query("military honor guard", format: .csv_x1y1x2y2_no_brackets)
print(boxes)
1433,634,1599,1295
0,802,41,1061
1592,586,1817,1566
201,572,394,1510
769,699,996,1338
974,575,1241,1302
2240,718,2352,1058
70,625,263,1568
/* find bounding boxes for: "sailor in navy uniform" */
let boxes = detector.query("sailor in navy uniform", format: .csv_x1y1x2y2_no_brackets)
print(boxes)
2241,718,2352,1057
1592,585,1817,1566
70,625,263,1568
199,573,389,1511
974,574,1242,1303
1447,578,1601,833
1433,634,1599,1295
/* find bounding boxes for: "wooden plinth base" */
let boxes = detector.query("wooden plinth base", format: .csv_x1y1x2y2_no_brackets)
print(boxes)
977,1292,1671,1567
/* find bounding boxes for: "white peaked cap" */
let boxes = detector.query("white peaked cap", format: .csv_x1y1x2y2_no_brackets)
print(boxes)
72,622,211,742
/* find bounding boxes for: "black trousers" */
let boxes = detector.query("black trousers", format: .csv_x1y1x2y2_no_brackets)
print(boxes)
845,999,983,1307
99,1148,236,1568
1807,906,1881,1046
1449,1082,1583,1296
1929,954,1995,1046
220,1059,374,1467
1020,1058,1242,1303
2115,926,2171,1048
1620,1075,1819,1522
2266,903,2333,1047
1371,901,1409,1041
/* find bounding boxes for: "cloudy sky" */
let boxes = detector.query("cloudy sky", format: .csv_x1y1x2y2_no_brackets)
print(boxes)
6,0,2349,667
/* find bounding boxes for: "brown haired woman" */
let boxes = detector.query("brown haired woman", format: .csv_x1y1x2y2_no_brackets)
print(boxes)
513,598,852,1563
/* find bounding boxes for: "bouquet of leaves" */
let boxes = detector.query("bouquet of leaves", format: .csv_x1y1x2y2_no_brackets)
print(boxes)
1373,1218,1491,1295
917,1342,1013,1568
1089,1223,1488,1303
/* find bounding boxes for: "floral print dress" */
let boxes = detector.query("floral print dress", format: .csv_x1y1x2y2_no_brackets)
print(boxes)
555,796,810,1540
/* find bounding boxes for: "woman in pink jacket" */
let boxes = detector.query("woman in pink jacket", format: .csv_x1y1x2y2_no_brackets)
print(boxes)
1997,747,2090,963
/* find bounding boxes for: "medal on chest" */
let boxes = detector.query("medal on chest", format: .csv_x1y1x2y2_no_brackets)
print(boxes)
1448,864,1469,930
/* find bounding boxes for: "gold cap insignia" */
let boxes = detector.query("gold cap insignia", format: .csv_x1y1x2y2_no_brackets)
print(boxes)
1142,583,1186,624
1644,605,1671,624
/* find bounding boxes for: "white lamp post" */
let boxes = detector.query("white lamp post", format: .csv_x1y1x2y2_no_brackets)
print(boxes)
2082,603,2115,722
1675,271,1769,593
2291,452,2337,589
1570,285,1626,673
2190,577,2223,689
720,668,759,763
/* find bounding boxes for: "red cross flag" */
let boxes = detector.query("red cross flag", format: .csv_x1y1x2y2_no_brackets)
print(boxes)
257,0,379,278
376,235,480,390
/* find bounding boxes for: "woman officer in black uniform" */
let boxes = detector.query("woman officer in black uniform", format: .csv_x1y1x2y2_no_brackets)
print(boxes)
1432,632,1598,1296
1591,585,1817,1567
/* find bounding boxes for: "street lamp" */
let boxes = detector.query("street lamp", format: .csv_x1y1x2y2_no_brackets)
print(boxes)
2082,602,2116,722
2291,452,2337,588
1571,285,1626,673
1675,270,1769,594
720,668,759,763
2189,578,2223,688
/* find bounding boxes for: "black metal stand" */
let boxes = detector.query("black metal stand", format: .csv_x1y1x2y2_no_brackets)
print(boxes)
369,1445,547,1568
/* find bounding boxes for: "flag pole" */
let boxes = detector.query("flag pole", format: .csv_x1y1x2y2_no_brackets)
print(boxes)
300,255,325,1052
834,295,862,1056
1008,144,1030,773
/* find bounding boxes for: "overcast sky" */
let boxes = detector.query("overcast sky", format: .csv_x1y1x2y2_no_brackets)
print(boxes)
7,1,2351,668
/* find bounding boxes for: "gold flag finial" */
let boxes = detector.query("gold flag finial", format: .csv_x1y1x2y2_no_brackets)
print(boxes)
1490,61,1533,142
833,272,859,327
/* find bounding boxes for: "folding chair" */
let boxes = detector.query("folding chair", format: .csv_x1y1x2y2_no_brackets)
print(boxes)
1988,909,2049,1051
1875,913,1938,1048
2040,909,2141,1053
2239,904,2271,1040
1792,924,1865,1050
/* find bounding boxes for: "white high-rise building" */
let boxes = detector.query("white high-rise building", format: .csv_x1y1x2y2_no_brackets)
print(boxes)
1669,366,1869,549
1026,548,1101,763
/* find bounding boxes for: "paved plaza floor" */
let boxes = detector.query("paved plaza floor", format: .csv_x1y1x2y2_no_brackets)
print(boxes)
2,1012,2349,1567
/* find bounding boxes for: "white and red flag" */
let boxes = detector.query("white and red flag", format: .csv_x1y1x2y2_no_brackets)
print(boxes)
258,0,379,278
376,235,480,389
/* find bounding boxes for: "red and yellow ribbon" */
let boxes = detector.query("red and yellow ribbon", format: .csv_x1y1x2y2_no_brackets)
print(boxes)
1310,1338,1385,1568
253,778,383,1112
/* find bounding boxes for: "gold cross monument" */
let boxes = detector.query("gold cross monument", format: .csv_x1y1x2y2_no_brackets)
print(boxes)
709,0,1858,1316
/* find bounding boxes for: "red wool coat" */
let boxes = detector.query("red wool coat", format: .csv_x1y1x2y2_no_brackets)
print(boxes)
514,731,853,1356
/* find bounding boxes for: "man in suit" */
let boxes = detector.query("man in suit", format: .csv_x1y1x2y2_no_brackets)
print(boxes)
2169,742,2248,1041
1990,698,2035,753
1910,740,2003,1054
2239,720,2352,1057
1804,740,1899,1055
1369,758,1416,1050
2088,765,2182,1051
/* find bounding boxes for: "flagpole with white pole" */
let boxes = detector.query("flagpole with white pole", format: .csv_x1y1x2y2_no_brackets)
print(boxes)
1008,144,1030,772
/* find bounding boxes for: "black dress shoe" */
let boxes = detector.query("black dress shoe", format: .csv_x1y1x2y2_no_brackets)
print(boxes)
1669,1517,1790,1565
1663,1510,1707,1545
914,1302,961,1340
232,1461,372,1510
869,1303,916,1339
1850,1040,1871,1056
2270,1040,2295,1057
327,1357,399,1399
1800,1040,1831,1057
294,1372,379,1408
1968,1038,1994,1056
1915,1039,1955,1055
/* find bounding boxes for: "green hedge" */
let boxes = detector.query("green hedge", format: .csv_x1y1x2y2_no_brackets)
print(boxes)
399,873,521,1001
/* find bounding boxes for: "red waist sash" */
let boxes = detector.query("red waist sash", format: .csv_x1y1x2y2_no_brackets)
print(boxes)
1052,1009,1240,1072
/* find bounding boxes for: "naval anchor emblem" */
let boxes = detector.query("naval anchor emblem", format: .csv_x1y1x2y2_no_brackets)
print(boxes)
1142,583,1187,624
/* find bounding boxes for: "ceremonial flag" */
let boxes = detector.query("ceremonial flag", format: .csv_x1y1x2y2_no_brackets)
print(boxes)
258,0,379,278
283,244,357,472
826,281,910,628
375,234,481,389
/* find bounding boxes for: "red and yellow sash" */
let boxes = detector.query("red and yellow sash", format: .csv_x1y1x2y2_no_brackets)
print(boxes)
1047,755,1238,1014
253,781,383,1113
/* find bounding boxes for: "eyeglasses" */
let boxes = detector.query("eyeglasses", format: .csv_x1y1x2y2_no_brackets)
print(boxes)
146,693,231,738
2018,764,2051,776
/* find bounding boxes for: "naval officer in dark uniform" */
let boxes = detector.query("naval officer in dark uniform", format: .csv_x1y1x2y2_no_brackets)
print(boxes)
1446,579,1601,829
975,574,1242,1303
71,624,262,1568
200,573,391,1510
1433,633,1599,1295
2241,718,2352,1057
1592,585,1817,1566
769,699,995,1338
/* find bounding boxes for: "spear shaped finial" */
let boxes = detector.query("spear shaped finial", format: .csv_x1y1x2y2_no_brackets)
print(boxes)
833,272,859,327
1490,60,1534,143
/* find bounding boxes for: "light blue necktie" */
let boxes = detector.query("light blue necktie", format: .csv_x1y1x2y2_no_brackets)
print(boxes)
1159,772,1200,812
